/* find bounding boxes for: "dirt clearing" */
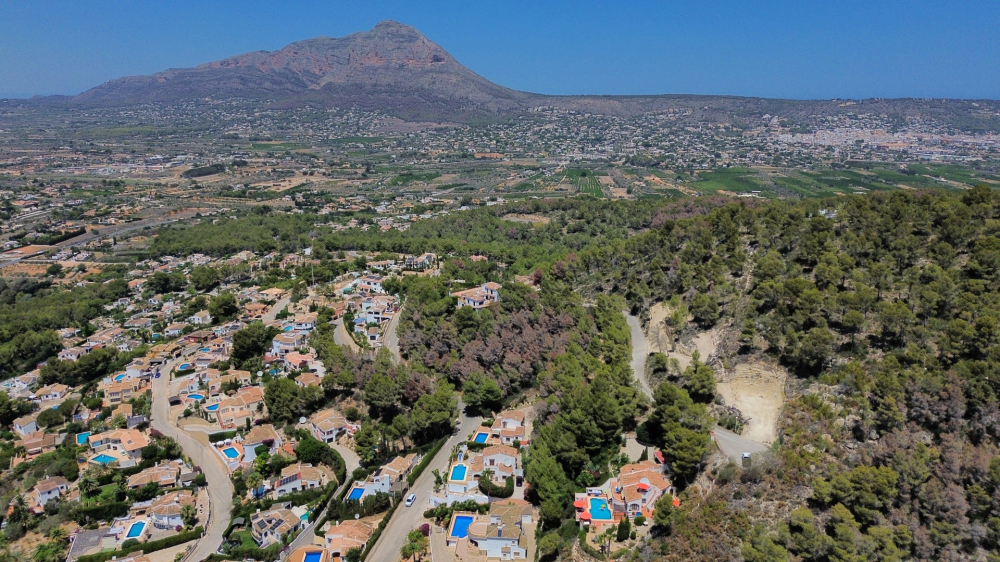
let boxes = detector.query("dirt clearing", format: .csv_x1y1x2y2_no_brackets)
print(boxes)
647,302,672,354
716,362,786,444
644,302,721,370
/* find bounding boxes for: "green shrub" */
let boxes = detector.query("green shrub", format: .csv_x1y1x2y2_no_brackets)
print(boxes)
407,438,446,486
478,476,514,499
72,501,130,525
209,430,239,443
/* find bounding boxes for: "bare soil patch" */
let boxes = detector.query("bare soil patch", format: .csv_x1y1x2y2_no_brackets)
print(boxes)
646,302,672,354
716,362,787,444
502,214,550,225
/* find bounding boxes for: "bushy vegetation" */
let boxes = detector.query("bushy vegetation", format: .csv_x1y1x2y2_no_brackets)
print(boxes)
0,277,127,377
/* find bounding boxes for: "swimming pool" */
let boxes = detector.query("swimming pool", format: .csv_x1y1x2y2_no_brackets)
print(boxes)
76,432,91,445
199,347,211,352
590,497,612,520
473,432,488,444
347,487,365,501
187,393,204,401
450,515,474,538
126,521,146,538
283,326,293,332
178,363,192,371
93,454,117,465
114,374,126,381
222,447,240,459
303,551,323,562
450,464,467,481
205,404,219,411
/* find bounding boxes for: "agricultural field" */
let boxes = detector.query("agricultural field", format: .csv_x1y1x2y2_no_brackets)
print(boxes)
906,163,1000,186
579,174,605,198
679,164,996,199
690,167,768,195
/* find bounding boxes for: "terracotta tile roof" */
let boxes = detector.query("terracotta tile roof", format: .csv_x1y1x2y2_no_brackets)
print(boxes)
281,462,323,483
244,424,280,445
325,519,373,553
149,490,195,517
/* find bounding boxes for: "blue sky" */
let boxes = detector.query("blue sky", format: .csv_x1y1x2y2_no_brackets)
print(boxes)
1,0,998,99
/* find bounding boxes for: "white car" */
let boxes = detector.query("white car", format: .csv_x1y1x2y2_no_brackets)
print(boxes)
405,493,417,507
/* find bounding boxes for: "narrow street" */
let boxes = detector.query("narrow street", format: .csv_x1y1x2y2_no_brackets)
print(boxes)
365,411,482,562
262,295,291,323
332,318,361,354
382,311,402,365
283,442,361,553
150,357,234,561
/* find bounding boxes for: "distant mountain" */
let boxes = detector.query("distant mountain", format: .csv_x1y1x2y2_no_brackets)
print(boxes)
62,21,1000,128
72,21,531,121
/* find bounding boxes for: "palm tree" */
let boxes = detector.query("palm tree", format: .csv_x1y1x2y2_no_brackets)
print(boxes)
401,529,429,561
480,468,494,501
247,471,264,498
181,504,197,528
79,475,99,498
8,495,28,524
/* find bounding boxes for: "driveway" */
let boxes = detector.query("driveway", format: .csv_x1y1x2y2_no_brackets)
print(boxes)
712,428,769,461
625,312,653,399
365,412,482,562
150,357,234,561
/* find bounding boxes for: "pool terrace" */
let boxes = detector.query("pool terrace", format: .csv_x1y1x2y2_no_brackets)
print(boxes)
88,450,129,467
445,511,478,546
213,441,244,471
574,491,617,529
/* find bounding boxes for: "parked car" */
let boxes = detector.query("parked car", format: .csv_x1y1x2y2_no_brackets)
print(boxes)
405,493,417,507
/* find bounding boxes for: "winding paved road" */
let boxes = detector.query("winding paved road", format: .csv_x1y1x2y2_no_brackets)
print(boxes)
332,318,361,354
625,312,654,399
150,356,233,561
263,295,291,323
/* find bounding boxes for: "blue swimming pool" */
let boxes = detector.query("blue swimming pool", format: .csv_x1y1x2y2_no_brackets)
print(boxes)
473,432,488,444
451,515,474,538
347,487,365,501
590,497,612,520
450,464,467,481
187,393,204,401
126,521,146,538
303,551,323,562
93,454,117,465
205,404,219,411
199,347,210,352
283,326,293,332
222,447,240,459
76,432,91,445
114,374,126,381
178,363,192,371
